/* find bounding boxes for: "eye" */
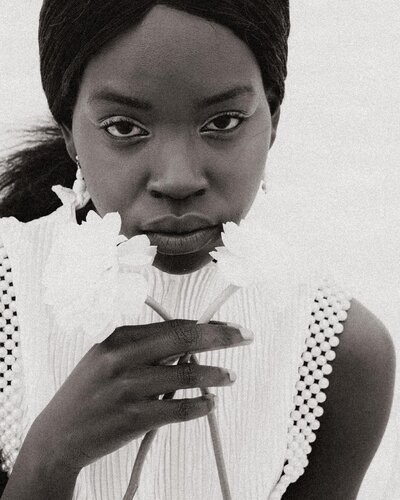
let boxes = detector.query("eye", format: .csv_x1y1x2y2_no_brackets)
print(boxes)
100,117,148,138
201,112,246,133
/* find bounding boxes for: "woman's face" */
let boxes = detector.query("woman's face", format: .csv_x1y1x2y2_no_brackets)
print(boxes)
62,5,280,274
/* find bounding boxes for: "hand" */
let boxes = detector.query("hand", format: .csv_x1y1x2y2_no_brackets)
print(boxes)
28,319,253,474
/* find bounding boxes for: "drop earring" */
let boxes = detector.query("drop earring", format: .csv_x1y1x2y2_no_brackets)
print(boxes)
73,155,91,209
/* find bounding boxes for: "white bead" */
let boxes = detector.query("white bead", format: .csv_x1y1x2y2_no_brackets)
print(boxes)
297,418,308,429
0,362,7,373
2,309,13,320
329,336,340,348
316,355,327,366
12,330,20,342
328,315,339,326
341,299,351,311
4,324,15,335
296,381,306,391
309,324,320,335
333,323,344,334
294,395,304,406
306,337,317,348
316,392,327,403
284,464,295,475
313,406,324,417
10,316,19,327
326,350,336,361
1,295,11,305
313,369,323,380
310,383,320,394
291,410,301,421
319,378,329,389
299,404,310,415
301,389,312,400
311,346,321,357
322,364,333,376
5,339,15,350
304,375,314,386
306,432,316,443
302,352,312,363
299,366,309,377
289,426,300,436
308,398,318,409
5,355,15,365
311,420,321,431
0,347,7,357
320,319,330,330
305,412,316,423
314,311,325,321
315,332,325,343
307,361,318,371
320,299,329,309
0,332,6,343
320,341,331,352
302,426,312,436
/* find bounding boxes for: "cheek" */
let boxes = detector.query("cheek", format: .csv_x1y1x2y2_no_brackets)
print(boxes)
72,117,145,216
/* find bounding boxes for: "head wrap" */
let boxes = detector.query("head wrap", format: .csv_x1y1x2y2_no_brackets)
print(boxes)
39,0,290,125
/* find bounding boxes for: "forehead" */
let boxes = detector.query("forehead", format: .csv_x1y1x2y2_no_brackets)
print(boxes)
79,5,263,102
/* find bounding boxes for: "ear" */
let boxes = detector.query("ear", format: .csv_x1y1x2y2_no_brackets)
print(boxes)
269,101,281,149
59,123,77,163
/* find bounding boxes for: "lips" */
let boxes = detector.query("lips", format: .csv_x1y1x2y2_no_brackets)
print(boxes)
142,213,217,234
145,226,221,255
141,214,222,255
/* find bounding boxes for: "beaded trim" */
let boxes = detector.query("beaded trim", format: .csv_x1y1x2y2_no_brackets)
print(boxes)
269,277,352,499
0,243,24,475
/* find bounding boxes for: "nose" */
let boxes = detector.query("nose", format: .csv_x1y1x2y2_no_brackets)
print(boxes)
147,139,208,200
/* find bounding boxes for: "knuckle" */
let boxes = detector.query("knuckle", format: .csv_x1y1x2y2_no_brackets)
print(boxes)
176,400,194,422
176,363,197,387
101,349,122,379
170,320,202,349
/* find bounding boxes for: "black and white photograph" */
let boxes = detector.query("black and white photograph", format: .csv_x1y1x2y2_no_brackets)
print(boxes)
0,1,399,499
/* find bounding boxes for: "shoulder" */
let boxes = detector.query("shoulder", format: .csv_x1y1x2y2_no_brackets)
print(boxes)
283,298,396,499
335,298,396,415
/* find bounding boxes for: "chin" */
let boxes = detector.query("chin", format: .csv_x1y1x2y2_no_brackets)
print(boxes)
153,252,214,275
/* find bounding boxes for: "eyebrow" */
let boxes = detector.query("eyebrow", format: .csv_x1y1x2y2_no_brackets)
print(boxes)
88,84,256,111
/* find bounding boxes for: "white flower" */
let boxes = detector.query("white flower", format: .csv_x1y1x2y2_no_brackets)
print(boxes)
42,210,157,343
209,217,307,304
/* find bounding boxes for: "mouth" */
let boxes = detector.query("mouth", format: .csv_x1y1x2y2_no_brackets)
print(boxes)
144,225,221,255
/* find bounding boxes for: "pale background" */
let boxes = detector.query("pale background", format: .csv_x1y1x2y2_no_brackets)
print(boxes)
0,1,399,498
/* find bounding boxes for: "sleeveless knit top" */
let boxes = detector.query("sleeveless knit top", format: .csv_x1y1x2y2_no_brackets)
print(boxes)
0,207,352,500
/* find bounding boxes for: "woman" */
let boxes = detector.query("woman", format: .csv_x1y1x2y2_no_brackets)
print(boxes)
0,1,396,499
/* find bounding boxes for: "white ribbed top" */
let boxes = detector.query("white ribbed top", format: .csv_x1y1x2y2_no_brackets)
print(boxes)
0,207,348,500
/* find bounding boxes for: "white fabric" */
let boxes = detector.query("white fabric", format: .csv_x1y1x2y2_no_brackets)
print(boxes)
0,205,335,499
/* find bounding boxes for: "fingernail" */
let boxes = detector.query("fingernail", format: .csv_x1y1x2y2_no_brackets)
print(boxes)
227,322,254,342
228,370,237,383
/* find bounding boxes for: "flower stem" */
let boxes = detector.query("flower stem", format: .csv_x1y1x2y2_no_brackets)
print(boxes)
125,287,240,500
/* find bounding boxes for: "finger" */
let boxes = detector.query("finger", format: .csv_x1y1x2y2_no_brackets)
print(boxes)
126,395,216,432
128,320,254,364
103,320,197,349
123,364,235,398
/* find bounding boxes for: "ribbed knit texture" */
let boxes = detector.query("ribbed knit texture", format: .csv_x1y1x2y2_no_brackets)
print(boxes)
0,207,320,499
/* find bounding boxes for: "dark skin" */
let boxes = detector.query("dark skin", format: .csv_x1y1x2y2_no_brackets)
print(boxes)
1,5,396,499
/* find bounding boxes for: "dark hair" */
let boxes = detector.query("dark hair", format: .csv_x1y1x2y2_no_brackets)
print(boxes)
0,0,290,222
